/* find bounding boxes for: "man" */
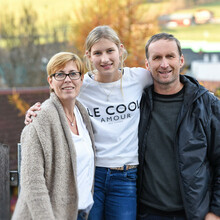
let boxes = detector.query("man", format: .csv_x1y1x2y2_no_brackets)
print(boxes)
138,33,220,220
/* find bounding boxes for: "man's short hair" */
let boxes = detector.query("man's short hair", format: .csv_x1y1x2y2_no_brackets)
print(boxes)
145,33,182,59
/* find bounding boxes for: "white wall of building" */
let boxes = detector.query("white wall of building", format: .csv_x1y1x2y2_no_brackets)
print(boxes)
191,54,220,81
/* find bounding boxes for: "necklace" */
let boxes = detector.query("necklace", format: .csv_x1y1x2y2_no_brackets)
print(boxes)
96,71,122,101
66,115,74,126
98,82,118,101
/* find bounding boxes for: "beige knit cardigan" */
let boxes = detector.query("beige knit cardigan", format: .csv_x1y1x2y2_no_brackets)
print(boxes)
12,92,95,220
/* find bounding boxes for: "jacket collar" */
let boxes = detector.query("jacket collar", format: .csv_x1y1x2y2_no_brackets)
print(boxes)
143,75,208,107
180,75,208,106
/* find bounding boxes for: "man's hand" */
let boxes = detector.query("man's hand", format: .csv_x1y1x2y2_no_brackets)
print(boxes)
205,213,220,220
24,102,41,125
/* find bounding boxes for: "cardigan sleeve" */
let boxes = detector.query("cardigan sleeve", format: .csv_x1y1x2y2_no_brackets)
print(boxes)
20,124,55,220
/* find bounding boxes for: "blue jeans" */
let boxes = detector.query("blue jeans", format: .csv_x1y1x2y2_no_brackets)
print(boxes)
88,166,137,220
138,213,186,220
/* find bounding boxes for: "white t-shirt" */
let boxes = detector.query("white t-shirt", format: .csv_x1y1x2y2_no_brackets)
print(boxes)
78,67,153,167
71,106,94,210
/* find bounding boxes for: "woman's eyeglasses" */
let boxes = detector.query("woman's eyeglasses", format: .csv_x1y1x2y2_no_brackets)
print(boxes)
51,72,81,81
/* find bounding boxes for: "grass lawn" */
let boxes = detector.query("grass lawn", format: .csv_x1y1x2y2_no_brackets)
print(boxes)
162,23,220,42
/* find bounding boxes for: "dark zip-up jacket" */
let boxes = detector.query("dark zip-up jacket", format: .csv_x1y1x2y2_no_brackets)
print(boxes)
138,75,220,219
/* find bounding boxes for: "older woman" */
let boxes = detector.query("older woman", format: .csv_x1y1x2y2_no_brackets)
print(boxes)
12,52,95,220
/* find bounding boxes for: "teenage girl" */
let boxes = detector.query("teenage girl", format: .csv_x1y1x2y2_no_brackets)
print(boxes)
25,25,153,220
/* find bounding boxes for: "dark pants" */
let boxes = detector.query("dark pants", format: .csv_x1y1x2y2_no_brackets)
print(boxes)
138,213,186,220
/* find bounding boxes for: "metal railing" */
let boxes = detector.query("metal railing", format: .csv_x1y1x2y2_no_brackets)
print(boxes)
0,143,21,220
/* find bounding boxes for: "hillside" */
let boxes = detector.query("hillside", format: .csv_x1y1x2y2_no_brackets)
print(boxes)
0,0,219,50
158,1,220,52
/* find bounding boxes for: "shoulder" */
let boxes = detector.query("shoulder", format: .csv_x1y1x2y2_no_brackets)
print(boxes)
196,82,220,105
82,72,93,85
124,67,148,75
21,97,60,149
37,98,54,117
80,72,96,92
190,83,220,116
31,97,58,127
21,122,37,141
123,67,153,87
20,121,42,153
204,92,220,112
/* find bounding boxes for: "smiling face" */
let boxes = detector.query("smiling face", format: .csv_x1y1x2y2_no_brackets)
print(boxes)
145,39,184,94
48,60,84,103
88,38,123,82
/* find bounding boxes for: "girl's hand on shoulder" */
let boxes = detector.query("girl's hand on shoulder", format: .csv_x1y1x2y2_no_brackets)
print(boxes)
24,102,41,125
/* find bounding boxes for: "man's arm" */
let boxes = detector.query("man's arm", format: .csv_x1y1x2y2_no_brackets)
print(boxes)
208,97,220,217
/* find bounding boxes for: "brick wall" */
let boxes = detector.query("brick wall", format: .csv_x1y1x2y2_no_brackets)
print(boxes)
0,87,49,170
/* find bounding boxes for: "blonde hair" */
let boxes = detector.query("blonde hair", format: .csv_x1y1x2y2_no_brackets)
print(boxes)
84,25,127,73
47,52,85,77
47,52,85,92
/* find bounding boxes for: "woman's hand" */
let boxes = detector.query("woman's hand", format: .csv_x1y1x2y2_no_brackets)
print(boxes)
24,102,41,125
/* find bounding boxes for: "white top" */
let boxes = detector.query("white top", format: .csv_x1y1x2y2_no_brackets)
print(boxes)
71,106,94,210
78,67,153,167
